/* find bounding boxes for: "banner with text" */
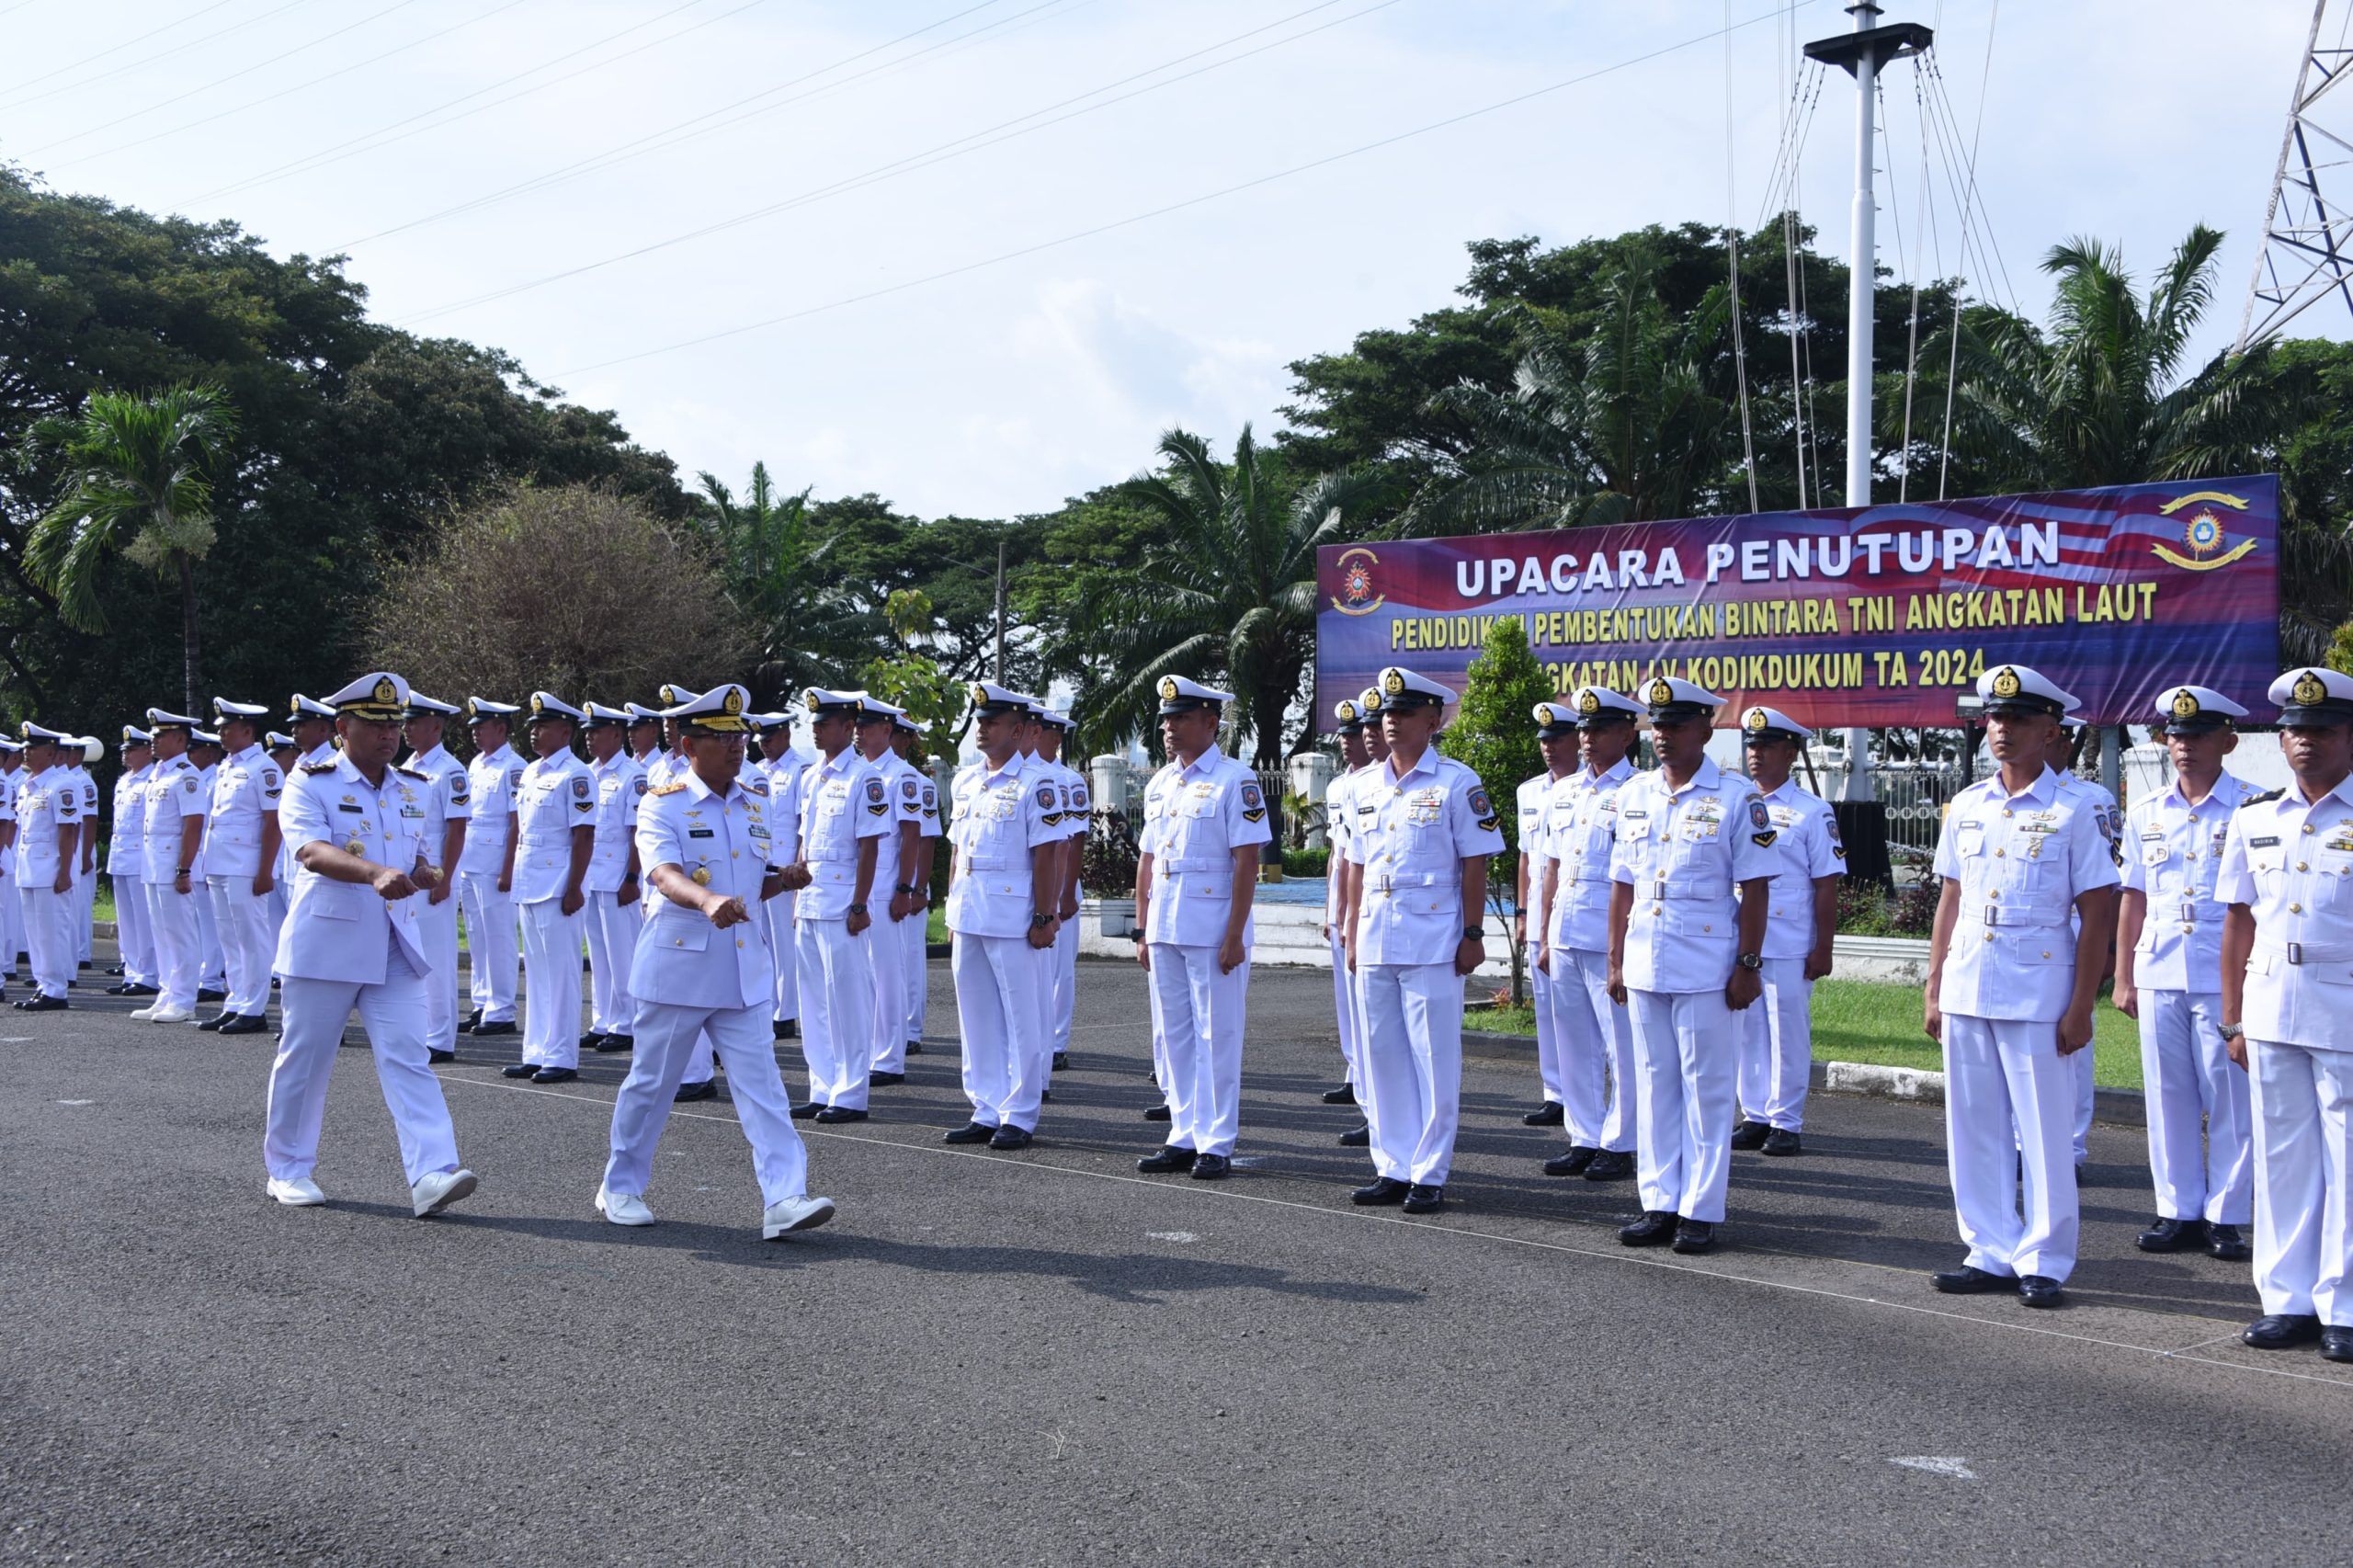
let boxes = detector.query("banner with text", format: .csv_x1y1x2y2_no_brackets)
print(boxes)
1315,476,2280,731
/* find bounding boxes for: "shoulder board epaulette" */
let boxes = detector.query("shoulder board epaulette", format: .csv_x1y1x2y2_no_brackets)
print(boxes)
395,766,427,782
743,778,767,795
2239,788,2283,808
652,781,687,796
300,760,338,775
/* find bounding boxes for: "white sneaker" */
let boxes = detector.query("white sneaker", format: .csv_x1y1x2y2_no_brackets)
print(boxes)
128,1005,157,1021
596,1187,655,1227
267,1176,326,1207
762,1194,835,1240
144,1004,196,1024
410,1167,477,1218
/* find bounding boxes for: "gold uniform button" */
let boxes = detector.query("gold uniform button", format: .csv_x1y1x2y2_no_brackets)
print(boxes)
736,938,745,949
1982,932,1994,942
1987,890,2000,901
2303,824,2316,835
2290,903,2303,915
2182,923,2195,934
2041,950,2052,960
2003,809,2013,818
2299,862,2309,872
1995,848,2006,858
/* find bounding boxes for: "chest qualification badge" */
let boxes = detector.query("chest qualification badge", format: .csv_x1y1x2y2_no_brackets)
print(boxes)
692,866,712,886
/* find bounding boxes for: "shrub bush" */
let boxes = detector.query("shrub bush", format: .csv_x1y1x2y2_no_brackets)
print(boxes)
1282,846,1328,878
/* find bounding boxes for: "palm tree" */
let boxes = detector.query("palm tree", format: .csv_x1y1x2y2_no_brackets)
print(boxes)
696,462,871,701
25,384,239,711
1409,249,1738,533
1074,425,1381,768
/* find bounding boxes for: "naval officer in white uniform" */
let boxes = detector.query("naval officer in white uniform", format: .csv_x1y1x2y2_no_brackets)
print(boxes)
261,672,478,1219
132,709,208,1024
579,701,646,1057
8,724,79,1010
502,693,595,1084
457,697,523,1040
400,694,470,1063
199,697,283,1035
106,727,157,998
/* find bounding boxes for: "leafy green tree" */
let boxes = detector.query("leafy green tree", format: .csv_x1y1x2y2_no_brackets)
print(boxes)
2325,616,2353,677
1438,616,1552,1003
859,587,964,747
25,383,238,710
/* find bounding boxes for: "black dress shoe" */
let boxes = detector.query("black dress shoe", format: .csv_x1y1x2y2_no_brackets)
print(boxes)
779,1018,800,1040
1038,1089,1052,1103
427,1048,456,1064
196,987,224,1003
1321,1083,1357,1106
1671,1218,1716,1254
595,1033,633,1053
17,995,68,1012
472,1019,517,1038
904,1039,922,1054
500,1062,537,1078
1582,1150,1634,1182
1351,1176,1410,1206
1728,1119,1770,1151
105,983,130,995
196,1012,230,1031
1138,1145,1199,1173
1522,1101,1565,1127
1931,1264,2019,1294
2242,1312,2323,1350
1051,1051,1070,1071
2136,1215,2208,1253
1543,1146,1598,1176
2323,1327,2353,1363
577,1031,608,1052
2206,1222,2252,1261
676,1081,721,1103
1760,1128,1802,1157
458,1011,480,1034
106,964,123,976
532,1067,578,1084
1401,1184,1444,1214
943,1121,994,1144
771,1019,789,1040
1337,1122,1371,1147
1189,1153,1232,1181
869,1070,905,1086
125,983,159,996
814,1105,870,1123
786,1097,818,1117
988,1125,1033,1151
1143,1103,1172,1122
215,1015,267,1036
2017,1275,2064,1309
1618,1210,1677,1246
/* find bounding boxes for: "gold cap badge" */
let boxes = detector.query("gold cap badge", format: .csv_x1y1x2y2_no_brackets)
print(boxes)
1577,690,1599,715
965,683,986,707
1648,677,1674,705
373,677,396,707
1745,708,1768,732
1336,700,1358,723
1991,667,2021,699
530,694,545,714
2171,688,2200,719
722,687,743,715
1382,669,1405,696
2295,671,2328,705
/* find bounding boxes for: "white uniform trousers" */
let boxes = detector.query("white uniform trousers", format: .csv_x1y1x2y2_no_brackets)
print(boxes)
1942,1014,2080,1283
1628,987,1738,1222
517,899,584,1069
458,871,518,1025
767,891,799,1024
583,893,639,1037
1149,942,1250,1157
263,942,460,1187
2136,989,2252,1225
2248,1038,2353,1325
1542,946,1636,1152
1049,914,1079,1058
603,997,811,1205
74,859,95,962
1736,957,1814,1132
796,917,874,1110
951,933,1049,1131
144,880,200,1009
904,908,928,1045
1358,961,1463,1187
195,886,224,991
1528,942,1563,1107
2071,1039,2095,1162
112,871,156,988
1327,930,1360,1087
20,881,74,999
206,874,277,1017
3,875,20,977
415,889,460,1054
869,909,918,1074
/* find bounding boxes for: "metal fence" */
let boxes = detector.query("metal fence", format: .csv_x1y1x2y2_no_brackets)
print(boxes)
1867,765,1966,860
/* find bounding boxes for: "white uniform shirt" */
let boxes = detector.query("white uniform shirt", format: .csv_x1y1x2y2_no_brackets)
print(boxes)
945,755,1058,938
2120,770,2253,994
141,755,207,882
403,744,470,872
586,752,648,892
1324,766,1364,925
868,750,927,892
204,744,284,878
273,756,432,983
188,764,217,878
458,743,524,876
0,769,16,881
70,767,97,868
2217,776,2353,1052
13,763,79,886
1517,770,1569,943
795,747,890,921
761,754,805,861
109,763,150,877
1745,778,1843,961
1139,744,1272,948
1344,748,1506,967
1608,757,1779,994
513,750,594,904
1541,756,1636,954
1931,766,2120,1022
631,768,785,1010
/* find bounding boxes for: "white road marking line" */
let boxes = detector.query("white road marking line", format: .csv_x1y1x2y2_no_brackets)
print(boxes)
438,1074,2353,1392
1146,1231,1199,1244
1890,1457,1977,1479
55,1098,93,1106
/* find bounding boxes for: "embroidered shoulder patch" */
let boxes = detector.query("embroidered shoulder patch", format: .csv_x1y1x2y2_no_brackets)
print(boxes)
901,778,918,799
1241,782,1263,811
572,775,590,799
1467,786,1492,818
1035,783,1055,810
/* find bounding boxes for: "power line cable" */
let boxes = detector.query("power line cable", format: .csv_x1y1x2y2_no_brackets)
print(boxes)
40,0,540,167
1724,0,1759,512
0,0,249,98
398,0,1409,324
551,0,1828,378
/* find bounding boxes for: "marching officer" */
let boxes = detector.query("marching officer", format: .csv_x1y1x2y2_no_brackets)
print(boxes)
262,671,478,1219
941,680,1061,1149
1516,701,1581,1126
1343,666,1504,1214
199,698,283,1035
597,682,835,1241
2114,685,2255,1261
9,723,80,1010
892,713,937,1056
853,694,926,1089
755,710,803,1043
503,693,595,1084
1924,665,2119,1308
1035,709,1090,1074
579,701,646,1057
2218,665,2353,1362
1534,686,1644,1181
400,695,470,1064
457,697,523,1039
107,727,157,998
782,687,888,1121
1730,706,1843,1157
1132,676,1270,1180
1606,677,1774,1253
655,686,725,1101
132,709,208,1025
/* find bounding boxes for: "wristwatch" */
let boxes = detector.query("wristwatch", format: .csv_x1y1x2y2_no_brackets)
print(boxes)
1030,912,1054,929
2218,1022,2245,1041
847,903,868,916
1461,926,1483,941
894,882,917,895
1737,951,1764,971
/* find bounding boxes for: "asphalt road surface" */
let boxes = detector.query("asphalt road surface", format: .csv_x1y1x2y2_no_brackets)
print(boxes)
3,951,2346,1567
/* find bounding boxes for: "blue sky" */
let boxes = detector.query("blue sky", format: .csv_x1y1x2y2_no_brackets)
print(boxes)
0,0,2332,518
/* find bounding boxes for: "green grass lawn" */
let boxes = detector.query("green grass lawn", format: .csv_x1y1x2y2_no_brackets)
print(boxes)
1470,978,2146,1090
